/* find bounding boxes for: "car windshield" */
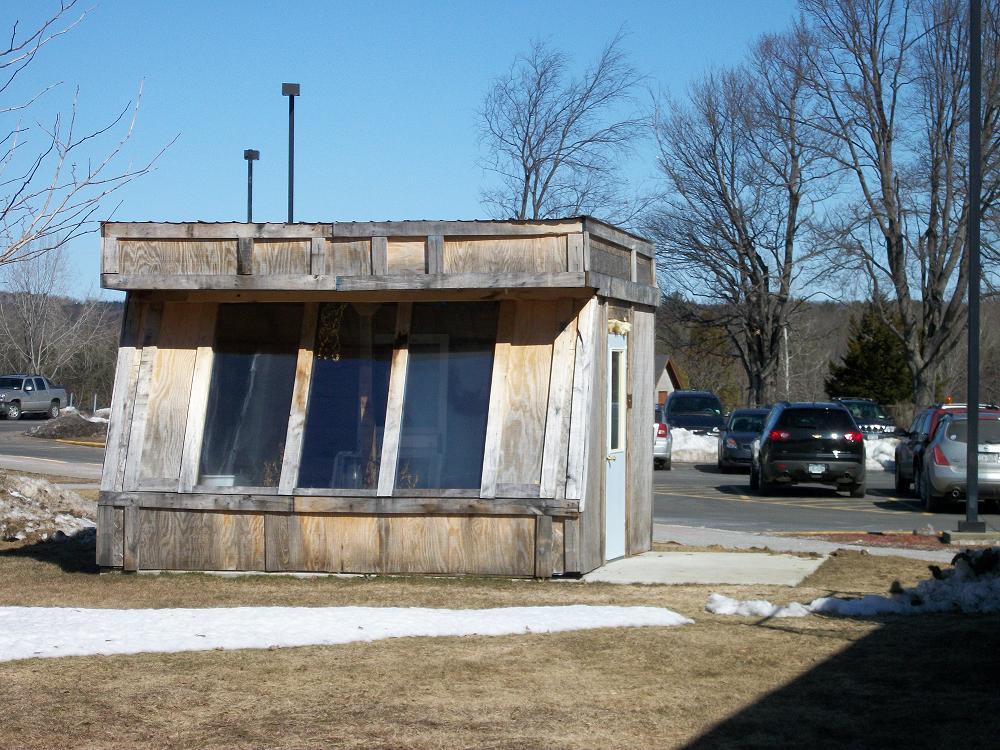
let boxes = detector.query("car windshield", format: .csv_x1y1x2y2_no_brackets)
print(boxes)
0,378,23,390
943,419,1000,444
730,415,765,433
843,402,888,421
777,408,856,431
668,395,721,416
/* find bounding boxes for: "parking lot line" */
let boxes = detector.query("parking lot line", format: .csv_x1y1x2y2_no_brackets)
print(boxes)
654,488,935,517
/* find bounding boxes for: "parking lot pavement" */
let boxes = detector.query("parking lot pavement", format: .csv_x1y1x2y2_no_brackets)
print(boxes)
654,462,1000,534
0,420,104,479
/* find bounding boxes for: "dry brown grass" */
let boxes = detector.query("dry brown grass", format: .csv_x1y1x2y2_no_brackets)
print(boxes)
0,538,996,750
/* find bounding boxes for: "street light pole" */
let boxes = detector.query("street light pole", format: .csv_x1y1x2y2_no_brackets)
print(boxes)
282,83,300,223
243,149,259,223
962,0,986,533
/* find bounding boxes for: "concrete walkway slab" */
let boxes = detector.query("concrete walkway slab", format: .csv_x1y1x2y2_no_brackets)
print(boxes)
654,523,957,563
583,550,825,586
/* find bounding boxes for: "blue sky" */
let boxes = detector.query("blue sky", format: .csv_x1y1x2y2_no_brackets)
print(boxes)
11,0,799,296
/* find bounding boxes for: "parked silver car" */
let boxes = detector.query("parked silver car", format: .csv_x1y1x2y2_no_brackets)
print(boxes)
918,413,1000,511
654,405,672,470
0,375,66,420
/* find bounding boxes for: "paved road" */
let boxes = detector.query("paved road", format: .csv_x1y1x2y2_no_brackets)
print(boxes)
0,418,105,480
654,462,1000,534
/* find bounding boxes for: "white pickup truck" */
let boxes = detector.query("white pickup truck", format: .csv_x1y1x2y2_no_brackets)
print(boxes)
0,375,67,420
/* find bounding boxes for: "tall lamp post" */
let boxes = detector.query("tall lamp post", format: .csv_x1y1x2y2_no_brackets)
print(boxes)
243,149,259,223
962,0,986,533
282,82,300,223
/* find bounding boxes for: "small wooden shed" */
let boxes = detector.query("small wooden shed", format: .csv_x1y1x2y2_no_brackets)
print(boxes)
96,218,658,577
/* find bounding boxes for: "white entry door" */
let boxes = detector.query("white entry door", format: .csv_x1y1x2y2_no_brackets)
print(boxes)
605,333,628,561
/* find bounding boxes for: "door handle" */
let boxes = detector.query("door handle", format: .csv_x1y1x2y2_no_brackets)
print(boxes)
606,454,617,463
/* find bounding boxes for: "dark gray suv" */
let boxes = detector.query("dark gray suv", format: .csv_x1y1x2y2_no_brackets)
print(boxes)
750,402,866,497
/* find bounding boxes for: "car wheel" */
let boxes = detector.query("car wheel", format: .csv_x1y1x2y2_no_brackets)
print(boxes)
664,458,672,471
919,472,943,512
47,401,60,419
5,401,21,420
893,468,909,495
850,482,866,498
749,462,760,491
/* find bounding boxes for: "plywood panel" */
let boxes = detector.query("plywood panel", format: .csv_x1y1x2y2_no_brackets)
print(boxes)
551,518,565,575
387,239,426,274
135,509,265,570
636,255,655,286
496,300,558,486
443,236,567,273
327,239,372,276
589,240,631,279
627,306,654,555
253,240,310,274
138,303,203,482
119,240,238,275
278,514,380,572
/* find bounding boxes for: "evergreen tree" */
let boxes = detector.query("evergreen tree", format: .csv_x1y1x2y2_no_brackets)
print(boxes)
825,304,913,404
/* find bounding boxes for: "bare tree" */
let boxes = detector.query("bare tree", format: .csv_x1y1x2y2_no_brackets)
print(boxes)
800,0,1000,405
478,32,647,223
1,1,169,268
649,29,830,405
0,246,108,378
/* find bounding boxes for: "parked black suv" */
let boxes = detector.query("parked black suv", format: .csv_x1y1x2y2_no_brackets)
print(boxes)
750,401,866,497
832,397,897,437
663,390,725,435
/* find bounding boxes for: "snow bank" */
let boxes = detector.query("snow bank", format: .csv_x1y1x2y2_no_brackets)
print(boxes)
865,437,898,472
0,472,95,542
58,406,108,424
0,604,693,662
707,548,1000,618
670,428,719,463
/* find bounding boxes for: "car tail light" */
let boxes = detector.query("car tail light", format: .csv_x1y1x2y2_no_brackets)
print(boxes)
768,430,791,441
932,445,950,466
844,431,863,443
657,423,667,438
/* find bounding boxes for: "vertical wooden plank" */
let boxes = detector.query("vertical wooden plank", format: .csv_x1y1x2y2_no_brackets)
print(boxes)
578,300,608,572
426,234,444,274
630,248,638,283
178,304,219,492
120,303,164,491
581,231,592,272
96,506,124,567
122,505,139,571
101,298,145,492
627,305,655,555
371,236,388,275
563,516,580,573
479,300,516,498
237,237,253,275
377,302,412,497
540,299,578,498
278,303,319,494
102,236,119,274
565,297,599,500
310,237,326,275
534,514,553,578
567,232,585,272
264,514,291,571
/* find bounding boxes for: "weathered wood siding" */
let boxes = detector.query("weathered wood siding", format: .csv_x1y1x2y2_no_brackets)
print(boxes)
627,304,655,555
443,236,567,273
134,509,266,571
119,240,238,275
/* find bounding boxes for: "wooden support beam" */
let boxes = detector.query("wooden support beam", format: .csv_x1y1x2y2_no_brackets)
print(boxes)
567,232,585,272
426,234,444,274
101,298,146,492
534,515,554,578
540,299,578,498
237,238,253,275
177,304,218,491
122,504,139,571
377,302,412,497
586,271,660,307
371,236,388,275
309,237,326,275
102,236,119,274
480,301,516,498
278,303,319,494
565,297,598,501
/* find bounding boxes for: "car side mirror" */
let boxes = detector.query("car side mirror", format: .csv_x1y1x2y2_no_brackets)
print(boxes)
24,385,33,392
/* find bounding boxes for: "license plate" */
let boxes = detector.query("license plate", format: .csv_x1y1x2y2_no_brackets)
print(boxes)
808,463,826,474
980,453,1000,464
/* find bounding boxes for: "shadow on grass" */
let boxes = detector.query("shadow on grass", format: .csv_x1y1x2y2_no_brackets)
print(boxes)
0,531,98,574
684,614,1000,749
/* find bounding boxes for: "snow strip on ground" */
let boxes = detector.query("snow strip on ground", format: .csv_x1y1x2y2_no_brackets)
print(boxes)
59,406,108,423
706,549,1000,617
0,605,692,662
669,428,897,472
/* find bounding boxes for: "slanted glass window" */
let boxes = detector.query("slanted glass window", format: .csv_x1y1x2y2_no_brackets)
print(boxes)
297,302,397,489
198,303,303,487
396,302,498,489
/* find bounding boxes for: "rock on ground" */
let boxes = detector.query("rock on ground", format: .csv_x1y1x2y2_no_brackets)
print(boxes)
23,413,108,441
